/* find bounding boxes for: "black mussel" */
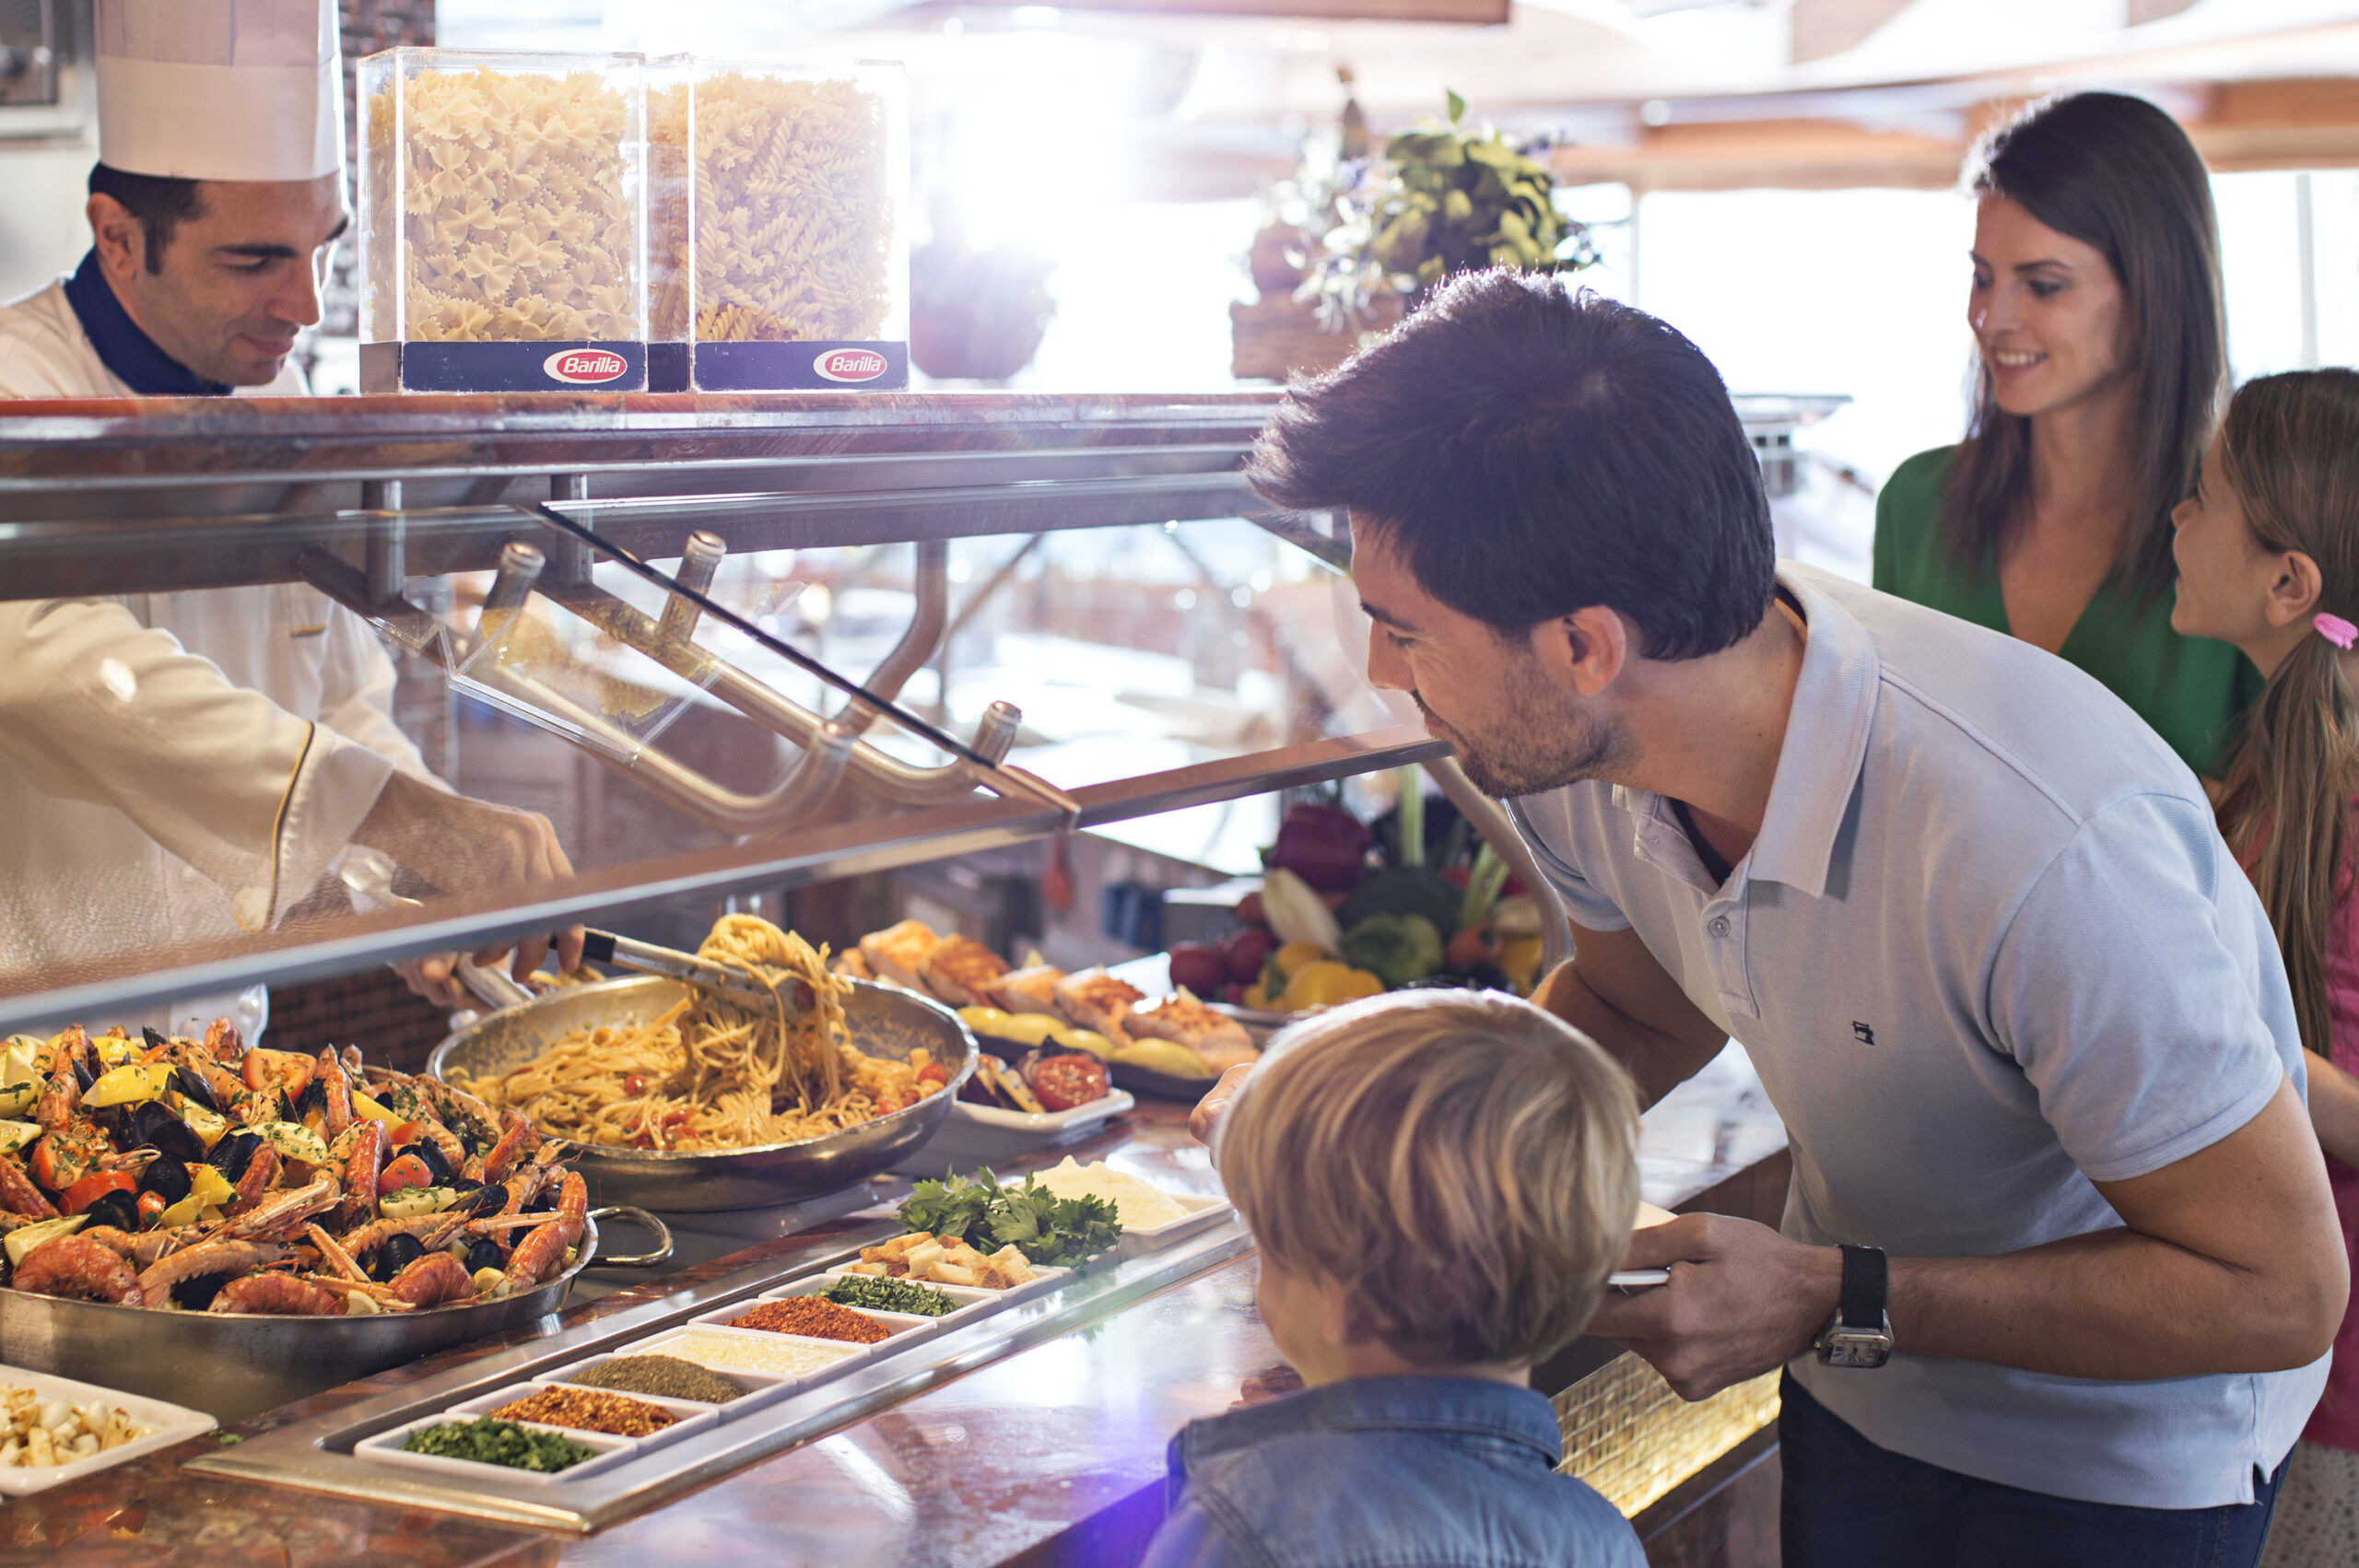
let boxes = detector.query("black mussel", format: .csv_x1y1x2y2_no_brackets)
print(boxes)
170,1270,231,1310
147,1117,205,1167
209,1129,263,1182
131,1099,179,1146
462,1236,508,1275
454,1185,506,1218
410,1138,454,1185
81,1188,139,1234
85,1103,134,1146
292,1074,327,1118
372,1233,427,1282
71,1052,98,1093
171,1064,219,1115
137,1156,193,1205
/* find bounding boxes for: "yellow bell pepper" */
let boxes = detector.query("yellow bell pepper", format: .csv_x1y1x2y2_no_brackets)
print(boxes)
1279,962,1389,1012
1272,940,1332,980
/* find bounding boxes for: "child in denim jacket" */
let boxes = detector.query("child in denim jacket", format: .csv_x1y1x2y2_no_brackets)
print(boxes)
1144,991,1648,1568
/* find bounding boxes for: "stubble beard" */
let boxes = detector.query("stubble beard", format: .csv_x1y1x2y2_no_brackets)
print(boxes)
1413,690,1625,800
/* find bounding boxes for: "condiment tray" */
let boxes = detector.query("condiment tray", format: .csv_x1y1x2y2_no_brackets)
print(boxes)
1117,1192,1233,1258
0,1368,215,1498
355,1414,636,1485
755,1274,1001,1341
542,1352,790,1422
691,1294,939,1350
447,1382,721,1456
625,1326,867,1411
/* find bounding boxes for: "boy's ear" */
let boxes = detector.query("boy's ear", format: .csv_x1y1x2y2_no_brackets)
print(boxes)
2262,550,2326,630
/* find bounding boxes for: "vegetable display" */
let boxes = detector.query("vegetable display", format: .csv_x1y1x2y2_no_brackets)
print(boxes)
898,1169,1121,1268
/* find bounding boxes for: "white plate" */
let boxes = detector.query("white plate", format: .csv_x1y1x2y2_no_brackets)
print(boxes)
0,1368,215,1497
626,1326,868,1401
824,1260,1068,1301
355,1414,634,1484
542,1352,786,1423
1121,1191,1232,1243
1606,1270,1672,1290
448,1381,720,1455
693,1293,940,1350
901,1090,1136,1172
757,1274,1000,1339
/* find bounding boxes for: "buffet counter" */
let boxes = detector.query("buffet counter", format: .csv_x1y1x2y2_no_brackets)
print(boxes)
0,1053,1785,1567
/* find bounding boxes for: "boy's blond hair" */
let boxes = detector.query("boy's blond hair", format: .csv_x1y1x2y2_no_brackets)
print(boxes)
1216,989,1640,1367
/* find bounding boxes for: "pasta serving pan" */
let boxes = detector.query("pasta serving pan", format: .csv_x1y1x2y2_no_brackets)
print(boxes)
427,976,977,1212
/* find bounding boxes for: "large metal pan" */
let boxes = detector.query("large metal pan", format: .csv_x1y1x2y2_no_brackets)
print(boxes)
427,976,977,1212
0,1207,672,1426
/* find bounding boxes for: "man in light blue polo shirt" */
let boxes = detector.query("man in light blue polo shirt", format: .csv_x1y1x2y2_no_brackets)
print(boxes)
1238,271,2347,1566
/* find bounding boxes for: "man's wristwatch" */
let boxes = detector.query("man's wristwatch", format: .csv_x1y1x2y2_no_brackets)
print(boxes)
1814,1245,1893,1369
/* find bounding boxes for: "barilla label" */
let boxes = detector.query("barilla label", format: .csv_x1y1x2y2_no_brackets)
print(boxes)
370,341,648,393
813,347,889,383
691,341,908,392
544,348,631,384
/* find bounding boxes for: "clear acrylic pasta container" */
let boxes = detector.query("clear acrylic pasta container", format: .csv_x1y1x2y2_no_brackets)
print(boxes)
645,53,694,390
685,58,910,391
358,47,650,392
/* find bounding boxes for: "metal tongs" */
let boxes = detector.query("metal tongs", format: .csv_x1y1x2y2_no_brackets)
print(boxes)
579,930,804,1014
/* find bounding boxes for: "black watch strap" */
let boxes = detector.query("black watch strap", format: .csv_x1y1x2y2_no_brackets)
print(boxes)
1838,1245,1887,1329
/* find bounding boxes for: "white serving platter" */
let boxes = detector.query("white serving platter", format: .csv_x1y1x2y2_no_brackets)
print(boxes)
0,1367,215,1498
354,1414,635,1485
903,1090,1136,1172
447,1382,720,1456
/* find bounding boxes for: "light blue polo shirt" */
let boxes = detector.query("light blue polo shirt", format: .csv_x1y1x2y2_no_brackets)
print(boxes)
1508,564,2326,1511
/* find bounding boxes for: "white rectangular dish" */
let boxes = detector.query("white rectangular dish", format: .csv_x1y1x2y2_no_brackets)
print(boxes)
355,1414,635,1485
757,1274,1000,1340
625,1326,867,1402
0,1368,215,1498
900,1090,1135,1172
1119,1191,1233,1255
541,1351,788,1423
447,1382,720,1455
823,1261,1068,1302
689,1294,936,1349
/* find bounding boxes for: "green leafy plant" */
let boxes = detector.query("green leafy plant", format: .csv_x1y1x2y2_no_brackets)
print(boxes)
899,1168,1121,1267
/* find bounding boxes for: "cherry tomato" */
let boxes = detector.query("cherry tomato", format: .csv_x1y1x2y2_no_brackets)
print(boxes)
376,1153,435,1197
624,1074,648,1096
916,1063,948,1087
1030,1056,1109,1113
387,1119,429,1150
136,1190,168,1223
61,1171,136,1215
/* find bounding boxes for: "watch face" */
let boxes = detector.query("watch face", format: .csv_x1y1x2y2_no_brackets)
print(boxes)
1823,1331,1892,1369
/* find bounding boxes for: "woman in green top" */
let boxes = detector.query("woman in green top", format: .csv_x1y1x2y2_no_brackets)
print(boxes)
1873,92,2259,776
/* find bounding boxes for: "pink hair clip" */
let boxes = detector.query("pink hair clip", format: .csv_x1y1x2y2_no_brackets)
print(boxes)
2317,613,2359,649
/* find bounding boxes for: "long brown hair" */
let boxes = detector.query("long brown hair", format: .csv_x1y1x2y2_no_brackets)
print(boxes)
1945,93,2225,607
2214,370,2359,1058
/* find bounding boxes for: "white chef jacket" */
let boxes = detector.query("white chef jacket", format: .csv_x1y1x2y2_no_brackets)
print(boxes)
0,275,432,1031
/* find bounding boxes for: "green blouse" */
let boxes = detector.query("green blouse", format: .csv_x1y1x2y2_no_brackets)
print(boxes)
1872,446,2260,777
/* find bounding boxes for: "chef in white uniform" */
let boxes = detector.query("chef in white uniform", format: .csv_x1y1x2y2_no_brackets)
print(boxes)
0,0,579,1035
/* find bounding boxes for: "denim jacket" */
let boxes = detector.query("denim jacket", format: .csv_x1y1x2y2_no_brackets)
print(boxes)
1138,1375,1645,1568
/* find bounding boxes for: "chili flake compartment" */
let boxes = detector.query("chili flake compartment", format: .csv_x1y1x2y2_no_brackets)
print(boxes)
753,1273,996,1349
355,1414,636,1485
449,1382,720,1454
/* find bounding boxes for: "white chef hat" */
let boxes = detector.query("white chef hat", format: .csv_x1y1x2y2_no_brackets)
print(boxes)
96,0,343,182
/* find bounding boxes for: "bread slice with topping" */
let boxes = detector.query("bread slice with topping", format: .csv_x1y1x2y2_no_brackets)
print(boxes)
1052,968,1145,1047
1127,990,1259,1074
921,935,1013,1008
859,919,941,989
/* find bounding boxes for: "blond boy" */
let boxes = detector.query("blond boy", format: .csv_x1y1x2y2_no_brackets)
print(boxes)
1143,991,1648,1568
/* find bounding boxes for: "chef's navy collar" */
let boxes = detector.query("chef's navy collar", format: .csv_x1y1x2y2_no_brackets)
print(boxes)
63,248,233,397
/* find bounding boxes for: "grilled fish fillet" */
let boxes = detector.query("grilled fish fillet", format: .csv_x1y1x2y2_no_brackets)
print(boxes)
831,948,875,981
921,935,1013,1008
988,965,1064,1016
1053,968,1145,1047
859,919,940,989
1128,991,1259,1073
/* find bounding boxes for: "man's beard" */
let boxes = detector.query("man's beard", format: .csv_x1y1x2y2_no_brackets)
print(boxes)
1414,690,1625,800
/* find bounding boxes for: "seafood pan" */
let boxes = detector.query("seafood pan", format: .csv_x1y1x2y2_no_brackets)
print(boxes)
427,976,977,1212
0,1208,672,1427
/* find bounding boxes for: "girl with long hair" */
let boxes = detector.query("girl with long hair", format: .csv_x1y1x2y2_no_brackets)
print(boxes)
1875,91,2259,774
2171,369,2359,1567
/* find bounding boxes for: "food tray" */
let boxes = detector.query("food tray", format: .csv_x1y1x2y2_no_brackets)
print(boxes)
0,1368,215,1498
541,1351,791,1423
690,1293,939,1351
1118,1192,1234,1258
753,1274,999,1343
823,1262,1069,1303
908,1089,1135,1171
447,1382,721,1456
355,1414,636,1485
625,1326,867,1403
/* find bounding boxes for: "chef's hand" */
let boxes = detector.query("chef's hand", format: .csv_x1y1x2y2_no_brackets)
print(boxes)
394,937,584,1012
1584,1212,1843,1401
1190,1063,1256,1146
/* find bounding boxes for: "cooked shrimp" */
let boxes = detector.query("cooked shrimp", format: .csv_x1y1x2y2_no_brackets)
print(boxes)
313,1047,354,1141
217,1177,338,1241
326,1122,385,1229
32,1070,80,1132
209,1273,346,1316
222,1141,280,1219
388,1251,476,1307
418,1077,502,1153
0,1154,57,1219
17,1234,144,1306
203,1016,244,1063
468,1108,539,1186
341,1213,461,1258
134,1239,285,1301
